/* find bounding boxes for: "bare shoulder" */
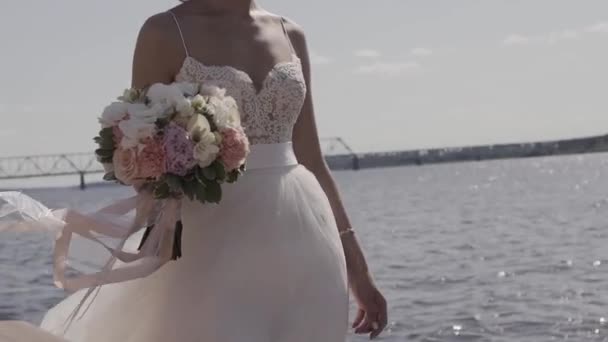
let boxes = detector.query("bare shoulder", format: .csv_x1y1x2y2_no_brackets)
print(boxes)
278,16,308,48
137,11,176,43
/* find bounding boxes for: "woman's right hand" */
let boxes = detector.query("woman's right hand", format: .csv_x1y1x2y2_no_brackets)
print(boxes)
350,273,388,339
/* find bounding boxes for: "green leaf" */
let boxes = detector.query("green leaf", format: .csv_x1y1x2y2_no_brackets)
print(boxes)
205,181,222,203
202,167,216,181
226,170,240,183
103,172,117,181
193,182,207,203
99,156,113,164
194,166,205,184
95,148,113,158
153,182,171,199
182,182,195,201
164,174,183,193
99,127,114,141
213,161,227,180
155,118,170,129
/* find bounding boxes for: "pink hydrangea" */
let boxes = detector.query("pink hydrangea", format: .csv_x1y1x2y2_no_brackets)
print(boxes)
163,122,197,176
137,136,166,179
219,127,250,171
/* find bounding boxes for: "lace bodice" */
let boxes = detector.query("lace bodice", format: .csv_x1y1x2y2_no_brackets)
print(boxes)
176,56,307,145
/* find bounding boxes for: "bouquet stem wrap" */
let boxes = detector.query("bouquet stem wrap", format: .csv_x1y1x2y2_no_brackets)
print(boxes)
0,191,181,329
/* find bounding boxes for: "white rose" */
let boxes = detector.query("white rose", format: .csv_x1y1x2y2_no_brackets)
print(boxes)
99,102,128,128
127,103,169,123
200,130,217,146
193,141,220,168
187,114,211,138
176,98,194,118
176,82,199,97
210,97,241,129
146,83,184,107
200,85,226,98
118,118,156,149
213,131,223,145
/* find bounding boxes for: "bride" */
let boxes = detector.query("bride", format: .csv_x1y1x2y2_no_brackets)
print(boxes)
1,0,387,341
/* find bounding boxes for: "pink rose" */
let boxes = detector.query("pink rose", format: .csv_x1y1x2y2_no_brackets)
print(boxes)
113,147,139,185
163,122,197,176
219,127,250,171
138,137,166,180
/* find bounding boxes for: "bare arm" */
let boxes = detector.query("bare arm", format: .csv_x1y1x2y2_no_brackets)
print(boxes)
286,20,387,338
287,25,370,283
130,13,182,193
131,13,183,89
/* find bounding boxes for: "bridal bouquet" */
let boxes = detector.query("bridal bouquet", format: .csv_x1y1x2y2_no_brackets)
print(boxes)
95,82,250,203
0,82,252,328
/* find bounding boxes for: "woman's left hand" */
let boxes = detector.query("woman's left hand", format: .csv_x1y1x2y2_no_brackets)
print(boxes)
351,274,388,339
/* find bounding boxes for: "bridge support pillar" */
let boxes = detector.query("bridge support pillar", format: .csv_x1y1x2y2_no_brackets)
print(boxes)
79,172,86,190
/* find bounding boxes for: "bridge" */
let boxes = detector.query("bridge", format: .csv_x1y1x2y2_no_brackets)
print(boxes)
0,138,359,189
4,134,608,189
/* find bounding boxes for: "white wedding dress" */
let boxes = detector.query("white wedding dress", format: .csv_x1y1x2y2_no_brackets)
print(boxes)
4,13,349,342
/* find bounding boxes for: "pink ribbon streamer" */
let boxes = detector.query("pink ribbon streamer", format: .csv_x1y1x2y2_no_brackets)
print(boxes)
0,191,180,330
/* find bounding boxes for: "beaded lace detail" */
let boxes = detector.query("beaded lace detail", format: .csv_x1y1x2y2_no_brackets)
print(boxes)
175,55,307,145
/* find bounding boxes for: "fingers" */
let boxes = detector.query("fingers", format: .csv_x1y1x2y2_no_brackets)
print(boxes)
370,311,386,339
356,293,388,339
352,309,364,328
371,295,388,339
354,310,376,335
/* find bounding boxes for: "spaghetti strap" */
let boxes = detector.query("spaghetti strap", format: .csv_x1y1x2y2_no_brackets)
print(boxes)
279,17,296,55
168,11,190,57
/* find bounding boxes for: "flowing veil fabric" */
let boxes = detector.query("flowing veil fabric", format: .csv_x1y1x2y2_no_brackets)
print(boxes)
0,144,350,342
0,190,183,330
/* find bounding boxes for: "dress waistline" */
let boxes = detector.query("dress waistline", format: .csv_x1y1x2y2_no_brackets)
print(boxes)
246,142,299,170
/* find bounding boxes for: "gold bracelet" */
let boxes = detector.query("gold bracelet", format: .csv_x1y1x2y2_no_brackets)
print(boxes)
339,228,355,238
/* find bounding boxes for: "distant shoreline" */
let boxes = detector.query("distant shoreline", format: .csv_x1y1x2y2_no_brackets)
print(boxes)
326,134,608,170
2,134,608,189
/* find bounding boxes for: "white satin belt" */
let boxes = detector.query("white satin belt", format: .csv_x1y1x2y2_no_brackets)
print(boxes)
245,142,299,170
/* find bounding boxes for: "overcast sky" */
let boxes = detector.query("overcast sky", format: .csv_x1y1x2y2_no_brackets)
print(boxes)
1,0,607,156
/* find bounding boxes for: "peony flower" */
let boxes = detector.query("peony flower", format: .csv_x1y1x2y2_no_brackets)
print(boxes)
118,118,156,149
209,96,241,129
99,102,128,128
163,122,197,176
193,141,220,168
128,102,170,123
175,98,194,118
219,127,250,171
199,85,226,98
176,82,199,97
137,137,166,180
146,83,183,105
113,147,140,185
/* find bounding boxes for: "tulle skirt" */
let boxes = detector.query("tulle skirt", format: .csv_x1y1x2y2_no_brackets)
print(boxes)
37,163,349,342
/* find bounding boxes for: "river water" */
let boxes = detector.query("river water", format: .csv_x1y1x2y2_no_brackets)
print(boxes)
2,153,608,341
